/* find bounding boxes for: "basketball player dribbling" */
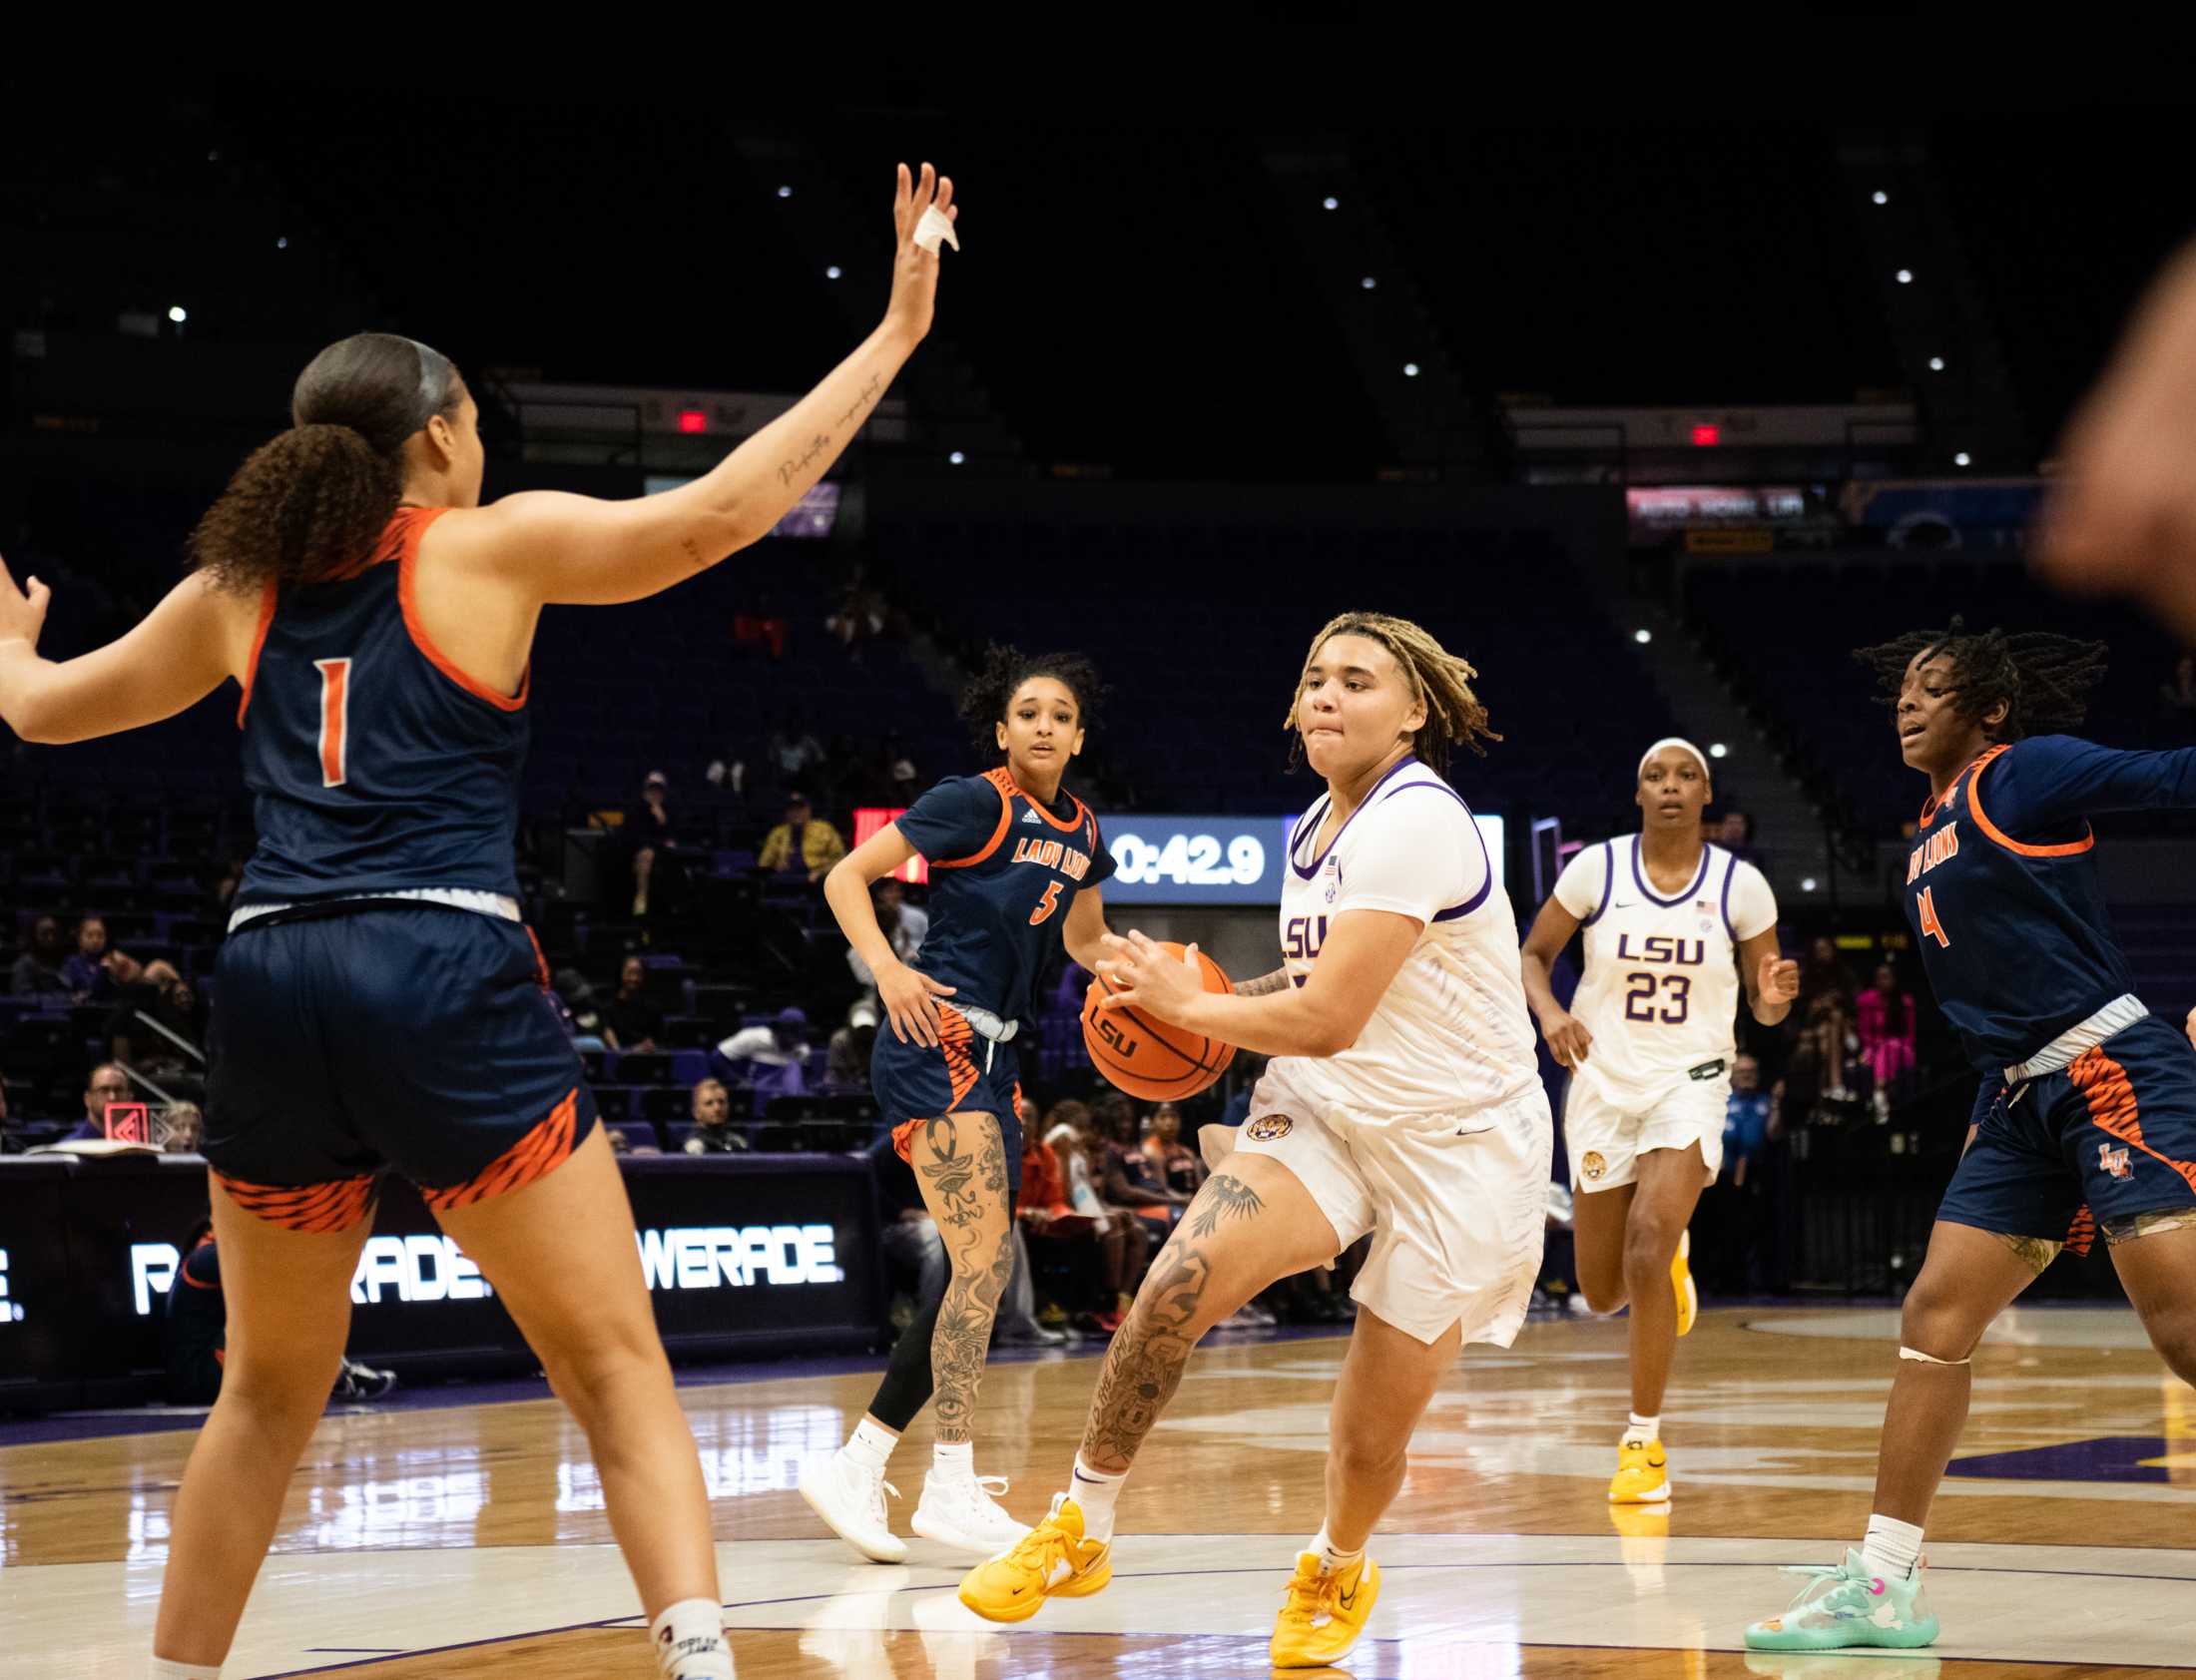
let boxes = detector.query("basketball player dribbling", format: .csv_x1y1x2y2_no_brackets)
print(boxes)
958,611,1553,1670
0,163,956,1680
1519,739,1796,1503
800,645,1119,1562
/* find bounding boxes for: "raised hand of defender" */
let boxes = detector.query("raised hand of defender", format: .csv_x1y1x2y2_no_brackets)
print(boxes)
884,162,957,346
1539,1007,1593,1069
1095,931,1203,1024
0,556,51,651
1759,953,1801,1007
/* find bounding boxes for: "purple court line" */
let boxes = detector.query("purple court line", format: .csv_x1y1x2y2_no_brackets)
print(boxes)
244,1556,2196,1677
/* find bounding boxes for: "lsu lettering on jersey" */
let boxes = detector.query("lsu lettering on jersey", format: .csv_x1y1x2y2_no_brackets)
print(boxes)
1552,837,1776,1109
237,506,527,904
1277,755,1537,1119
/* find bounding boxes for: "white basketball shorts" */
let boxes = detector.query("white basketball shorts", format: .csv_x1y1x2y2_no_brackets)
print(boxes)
1562,1069,1727,1194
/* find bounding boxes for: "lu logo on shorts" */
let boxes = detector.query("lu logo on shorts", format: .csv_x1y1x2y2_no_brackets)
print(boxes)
1246,1113,1294,1141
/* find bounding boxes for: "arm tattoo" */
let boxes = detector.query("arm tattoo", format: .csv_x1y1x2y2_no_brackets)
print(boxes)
1236,967,1293,996
832,370,884,432
925,1119,1013,1442
776,432,833,486
1185,1172,1264,1239
679,535,705,570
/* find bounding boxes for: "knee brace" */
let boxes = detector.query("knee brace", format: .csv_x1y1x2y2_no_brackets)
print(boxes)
1899,1345,1970,1368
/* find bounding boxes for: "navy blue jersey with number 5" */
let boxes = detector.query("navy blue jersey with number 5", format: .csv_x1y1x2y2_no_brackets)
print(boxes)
896,769,1115,1024
1904,735,2196,1071
236,507,529,904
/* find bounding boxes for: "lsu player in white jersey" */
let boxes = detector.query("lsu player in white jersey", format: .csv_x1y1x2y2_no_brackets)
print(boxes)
1520,738,1798,1503
959,611,1552,1669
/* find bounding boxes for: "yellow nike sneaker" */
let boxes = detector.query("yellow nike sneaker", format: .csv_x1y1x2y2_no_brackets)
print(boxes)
956,1493,1111,1624
1608,1437,1671,1503
1270,1550,1380,1668
1672,1227,1698,1337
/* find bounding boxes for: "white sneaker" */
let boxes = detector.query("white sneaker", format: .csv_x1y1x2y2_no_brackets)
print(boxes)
909,1471,1033,1556
799,1449,907,1563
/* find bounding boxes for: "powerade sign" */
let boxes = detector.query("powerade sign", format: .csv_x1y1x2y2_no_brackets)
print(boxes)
1104,814,1505,905
127,1225,845,1318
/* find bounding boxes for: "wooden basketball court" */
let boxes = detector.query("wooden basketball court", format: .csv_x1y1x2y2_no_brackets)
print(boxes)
8,1305,2193,1677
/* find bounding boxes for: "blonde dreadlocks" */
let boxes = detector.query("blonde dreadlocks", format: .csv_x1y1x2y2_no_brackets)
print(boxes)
1286,611,1501,777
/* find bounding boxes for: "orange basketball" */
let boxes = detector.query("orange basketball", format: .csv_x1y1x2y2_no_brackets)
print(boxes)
1081,941,1237,1101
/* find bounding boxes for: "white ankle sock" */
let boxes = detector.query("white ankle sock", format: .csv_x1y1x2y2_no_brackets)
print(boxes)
1312,1524,1365,1574
1623,1411,1661,1446
1068,1453,1127,1541
844,1416,897,1473
649,1597,734,1679
1861,1512,1923,1580
932,1439,974,1481
150,1660,223,1680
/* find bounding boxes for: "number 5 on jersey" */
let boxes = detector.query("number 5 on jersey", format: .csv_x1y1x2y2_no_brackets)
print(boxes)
314,658,352,789
1917,883,1950,948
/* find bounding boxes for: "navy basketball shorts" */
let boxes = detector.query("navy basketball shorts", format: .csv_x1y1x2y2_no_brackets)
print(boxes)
873,1009,1023,1204
205,904,599,1232
1937,1013,2196,1256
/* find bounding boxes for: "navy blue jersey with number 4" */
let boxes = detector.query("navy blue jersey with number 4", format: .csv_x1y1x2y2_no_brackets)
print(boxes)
1904,735,2196,1071
895,769,1115,1024
236,507,529,904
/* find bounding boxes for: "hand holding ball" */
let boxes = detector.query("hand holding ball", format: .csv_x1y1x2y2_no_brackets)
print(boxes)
1082,933,1236,1100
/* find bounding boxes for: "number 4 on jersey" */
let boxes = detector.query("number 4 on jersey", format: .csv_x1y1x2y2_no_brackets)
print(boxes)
314,658,352,789
1917,883,1951,948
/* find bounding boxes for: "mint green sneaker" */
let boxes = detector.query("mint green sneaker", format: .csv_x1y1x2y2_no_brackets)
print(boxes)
1744,1549,1938,1651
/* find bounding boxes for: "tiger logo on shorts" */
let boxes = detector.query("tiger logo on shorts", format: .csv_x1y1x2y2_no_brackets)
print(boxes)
1246,1113,1294,1141
1581,1150,1607,1182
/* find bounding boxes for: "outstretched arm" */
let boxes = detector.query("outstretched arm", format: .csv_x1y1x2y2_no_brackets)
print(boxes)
1980,735,2196,832
0,566,237,745
444,164,957,608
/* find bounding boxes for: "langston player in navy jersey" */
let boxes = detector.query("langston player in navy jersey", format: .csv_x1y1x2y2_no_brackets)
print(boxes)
798,645,1118,1562
0,163,957,1680
1746,621,2196,1654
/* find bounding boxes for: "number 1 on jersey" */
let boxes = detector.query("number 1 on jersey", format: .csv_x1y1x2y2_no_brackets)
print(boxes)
1917,883,1950,948
313,658,352,789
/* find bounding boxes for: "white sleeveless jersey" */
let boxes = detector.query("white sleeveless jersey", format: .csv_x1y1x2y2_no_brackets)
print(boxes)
1275,757,1539,1121
1552,837,1777,1108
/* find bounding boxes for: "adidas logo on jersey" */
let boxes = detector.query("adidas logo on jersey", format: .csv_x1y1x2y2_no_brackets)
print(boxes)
1021,810,1042,825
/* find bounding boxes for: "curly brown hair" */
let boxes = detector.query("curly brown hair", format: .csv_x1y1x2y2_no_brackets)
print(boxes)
189,333,463,596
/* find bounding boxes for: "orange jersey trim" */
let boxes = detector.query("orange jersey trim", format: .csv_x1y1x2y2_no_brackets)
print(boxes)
421,1087,584,1213
214,1169,379,1234
931,770,1016,870
1008,770,1089,834
2070,1047,2196,1201
394,507,530,713
1966,744,2094,859
235,580,280,728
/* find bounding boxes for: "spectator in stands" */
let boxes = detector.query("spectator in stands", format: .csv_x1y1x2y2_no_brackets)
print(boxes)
1141,1102,1204,1195
624,770,680,918
163,1102,205,1154
10,913,68,997
1798,935,1858,1010
846,877,927,1003
1218,1054,1270,1128
63,914,116,1001
1092,1090,1191,1231
682,1078,750,1154
107,959,197,1072
769,714,826,791
554,967,611,1052
164,1218,394,1406
2161,654,2196,728
1041,1102,1145,1333
825,565,889,656
757,792,845,883
1702,1054,1779,1294
1720,1054,1778,1190
1855,961,1919,1110
1783,992,1870,1126
1715,810,1765,871
605,956,663,1054
716,1006,812,1112
827,1000,879,1092
66,1063,136,1142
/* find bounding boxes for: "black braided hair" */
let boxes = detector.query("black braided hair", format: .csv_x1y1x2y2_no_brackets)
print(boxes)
1852,617,2109,742
958,644,1105,757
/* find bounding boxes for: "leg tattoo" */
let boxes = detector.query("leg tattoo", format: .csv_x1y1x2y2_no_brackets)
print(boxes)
1186,1172,1265,1240
927,1121,1012,1442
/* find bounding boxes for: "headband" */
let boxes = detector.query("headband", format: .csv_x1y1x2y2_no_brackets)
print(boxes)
1637,737,1711,780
